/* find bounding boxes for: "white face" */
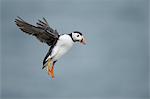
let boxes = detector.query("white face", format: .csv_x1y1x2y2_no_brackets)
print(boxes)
72,32,83,42
71,32,86,45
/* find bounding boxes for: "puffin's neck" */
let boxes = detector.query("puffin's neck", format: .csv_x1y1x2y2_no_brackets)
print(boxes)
68,33,76,42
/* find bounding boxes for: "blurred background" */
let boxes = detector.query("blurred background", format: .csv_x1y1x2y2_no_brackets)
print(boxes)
1,0,149,99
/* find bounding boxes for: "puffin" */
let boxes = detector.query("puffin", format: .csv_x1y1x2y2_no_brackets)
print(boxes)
15,17,86,79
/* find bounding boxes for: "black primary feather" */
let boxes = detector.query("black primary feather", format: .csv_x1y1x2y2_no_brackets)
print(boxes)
15,17,59,46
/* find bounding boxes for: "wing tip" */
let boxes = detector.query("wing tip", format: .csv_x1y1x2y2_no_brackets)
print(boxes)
14,16,24,26
15,16,23,21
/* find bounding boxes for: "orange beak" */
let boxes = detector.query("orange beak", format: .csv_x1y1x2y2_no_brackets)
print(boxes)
80,37,86,45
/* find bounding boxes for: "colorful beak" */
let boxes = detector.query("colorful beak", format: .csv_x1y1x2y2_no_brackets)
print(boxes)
80,37,86,45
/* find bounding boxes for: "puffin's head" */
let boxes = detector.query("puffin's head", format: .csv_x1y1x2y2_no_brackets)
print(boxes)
71,31,86,45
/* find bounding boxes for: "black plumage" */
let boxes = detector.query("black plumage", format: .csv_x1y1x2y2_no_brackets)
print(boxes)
15,16,59,46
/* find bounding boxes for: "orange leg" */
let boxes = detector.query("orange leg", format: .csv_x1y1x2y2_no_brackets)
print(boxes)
47,59,55,79
48,65,51,76
47,59,52,76
49,64,55,79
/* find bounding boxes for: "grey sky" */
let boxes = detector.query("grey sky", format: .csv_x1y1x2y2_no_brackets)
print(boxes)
1,0,149,99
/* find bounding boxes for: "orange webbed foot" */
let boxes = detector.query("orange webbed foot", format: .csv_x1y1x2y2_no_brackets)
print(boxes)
50,64,55,79
47,59,55,79
47,59,52,76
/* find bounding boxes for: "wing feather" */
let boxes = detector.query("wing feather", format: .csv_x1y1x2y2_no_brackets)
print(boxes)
15,17,59,46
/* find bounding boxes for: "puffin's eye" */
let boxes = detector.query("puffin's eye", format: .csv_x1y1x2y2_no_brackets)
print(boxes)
77,35,79,37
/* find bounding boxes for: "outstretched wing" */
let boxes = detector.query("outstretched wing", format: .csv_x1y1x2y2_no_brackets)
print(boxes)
15,17,59,46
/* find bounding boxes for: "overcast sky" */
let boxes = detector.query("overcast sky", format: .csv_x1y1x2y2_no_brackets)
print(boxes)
1,0,149,99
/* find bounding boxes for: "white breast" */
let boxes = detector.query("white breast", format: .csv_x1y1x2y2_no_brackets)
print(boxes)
50,34,74,61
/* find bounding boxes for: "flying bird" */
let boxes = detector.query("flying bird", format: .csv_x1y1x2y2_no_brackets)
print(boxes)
15,17,86,79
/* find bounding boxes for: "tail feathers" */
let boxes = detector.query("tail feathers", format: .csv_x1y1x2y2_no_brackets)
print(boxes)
42,60,57,69
42,60,48,69
42,65,46,69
